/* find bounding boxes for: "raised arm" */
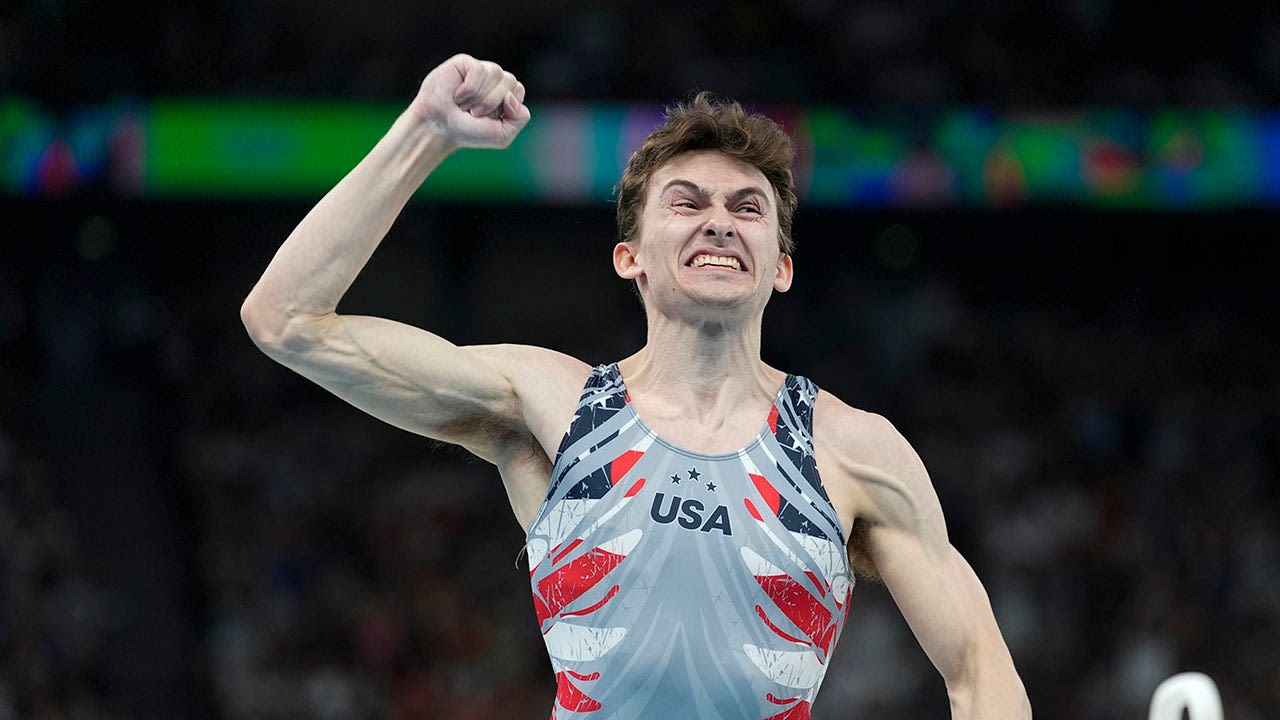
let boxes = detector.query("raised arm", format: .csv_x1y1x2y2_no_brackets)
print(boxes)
831,408,1031,719
239,54,539,460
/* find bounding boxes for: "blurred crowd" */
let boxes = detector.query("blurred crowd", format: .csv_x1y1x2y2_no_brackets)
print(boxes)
0,433,118,720
4,0,1280,106
8,205,1274,719
3,0,1279,711
173,227,1279,719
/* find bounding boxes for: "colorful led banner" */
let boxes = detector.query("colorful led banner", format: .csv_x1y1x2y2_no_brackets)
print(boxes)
3,97,1279,207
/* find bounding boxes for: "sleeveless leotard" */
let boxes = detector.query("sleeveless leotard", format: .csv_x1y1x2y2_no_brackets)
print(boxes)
526,364,853,719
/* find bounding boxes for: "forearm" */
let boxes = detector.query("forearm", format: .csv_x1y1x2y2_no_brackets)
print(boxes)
241,111,454,344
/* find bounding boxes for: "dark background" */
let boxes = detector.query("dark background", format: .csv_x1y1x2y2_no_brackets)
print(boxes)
3,2,1279,719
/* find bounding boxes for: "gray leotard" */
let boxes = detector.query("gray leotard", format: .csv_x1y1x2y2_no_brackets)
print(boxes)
526,364,853,720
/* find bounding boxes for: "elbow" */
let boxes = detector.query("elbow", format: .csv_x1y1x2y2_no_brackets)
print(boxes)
240,291,320,359
240,292,283,353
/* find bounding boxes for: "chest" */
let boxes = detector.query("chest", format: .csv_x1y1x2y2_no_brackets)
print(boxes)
628,417,859,544
626,409,770,456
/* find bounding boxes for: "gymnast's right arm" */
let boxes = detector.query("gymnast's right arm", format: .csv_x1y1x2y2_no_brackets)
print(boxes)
239,54,532,461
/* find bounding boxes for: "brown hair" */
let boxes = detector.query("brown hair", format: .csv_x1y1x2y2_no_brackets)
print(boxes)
615,92,797,255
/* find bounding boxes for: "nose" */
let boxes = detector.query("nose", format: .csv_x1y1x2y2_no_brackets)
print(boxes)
702,215,734,240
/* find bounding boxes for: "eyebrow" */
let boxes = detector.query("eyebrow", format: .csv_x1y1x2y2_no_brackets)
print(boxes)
660,179,709,203
727,186,770,207
660,179,771,208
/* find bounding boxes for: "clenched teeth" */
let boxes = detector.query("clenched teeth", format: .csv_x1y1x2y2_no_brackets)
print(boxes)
692,255,742,271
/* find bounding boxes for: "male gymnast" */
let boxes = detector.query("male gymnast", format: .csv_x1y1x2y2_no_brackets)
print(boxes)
241,53,1031,719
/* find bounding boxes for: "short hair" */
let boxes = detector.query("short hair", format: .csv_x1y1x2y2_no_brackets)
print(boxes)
615,92,798,255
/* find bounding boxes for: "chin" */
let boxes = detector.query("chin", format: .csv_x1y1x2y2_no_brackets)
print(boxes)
643,277,770,317
685,286,770,315
677,279,743,302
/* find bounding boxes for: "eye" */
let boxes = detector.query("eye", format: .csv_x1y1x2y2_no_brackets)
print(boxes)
737,203,761,214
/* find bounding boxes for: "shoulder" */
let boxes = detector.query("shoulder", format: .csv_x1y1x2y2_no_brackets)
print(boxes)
466,343,593,384
813,390,907,469
813,390,935,533
465,343,594,456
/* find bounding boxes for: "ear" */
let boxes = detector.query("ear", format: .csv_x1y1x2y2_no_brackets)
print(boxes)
613,242,644,280
772,253,794,292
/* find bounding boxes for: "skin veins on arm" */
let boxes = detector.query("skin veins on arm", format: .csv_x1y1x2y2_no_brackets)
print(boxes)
237,55,593,530
825,403,1032,719
239,55,545,461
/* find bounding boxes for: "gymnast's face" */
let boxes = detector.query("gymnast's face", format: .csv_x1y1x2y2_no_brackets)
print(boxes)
613,150,793,320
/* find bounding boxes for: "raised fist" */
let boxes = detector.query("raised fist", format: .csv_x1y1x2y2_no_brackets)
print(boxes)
410,54,530,150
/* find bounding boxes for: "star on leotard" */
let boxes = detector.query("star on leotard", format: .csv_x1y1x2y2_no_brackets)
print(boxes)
797,384,816,406
706,481,716,492
687,468,701,481
670,474,682,484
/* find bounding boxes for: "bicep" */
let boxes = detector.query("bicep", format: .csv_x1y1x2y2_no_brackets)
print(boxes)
261,312,526,455
830,408,1025,713
847,415,1008,686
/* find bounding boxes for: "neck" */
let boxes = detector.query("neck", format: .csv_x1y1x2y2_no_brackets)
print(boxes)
618,309,781,418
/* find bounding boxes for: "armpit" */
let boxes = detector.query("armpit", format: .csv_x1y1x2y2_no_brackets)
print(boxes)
846,518,880,581
448,409,527,451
